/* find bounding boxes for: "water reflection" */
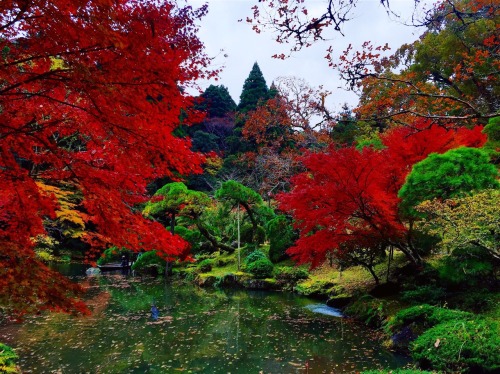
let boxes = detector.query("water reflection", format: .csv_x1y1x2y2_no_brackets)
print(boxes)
0,268,410,373
304,304,344,318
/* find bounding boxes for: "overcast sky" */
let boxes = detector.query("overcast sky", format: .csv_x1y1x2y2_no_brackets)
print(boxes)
190,0,428,112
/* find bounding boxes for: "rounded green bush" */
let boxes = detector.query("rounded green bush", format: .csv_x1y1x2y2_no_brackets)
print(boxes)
97,246,131,265
131,251,166,272
247,258,274,279
244,250,267,265
411,318,500,373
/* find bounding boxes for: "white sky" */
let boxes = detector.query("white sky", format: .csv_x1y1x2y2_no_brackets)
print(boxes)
190,0,428,111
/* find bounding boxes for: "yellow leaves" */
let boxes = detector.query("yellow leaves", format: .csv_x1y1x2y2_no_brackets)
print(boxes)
204,155,223,176
36,181,85,238
49,56,67,71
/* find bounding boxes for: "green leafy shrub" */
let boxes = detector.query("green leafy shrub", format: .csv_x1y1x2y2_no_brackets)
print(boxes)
401,285,446,305
59,255,71,263
411,318,500,373
197,259,214,273
97,246,131,265
447,289,498,314
0,343,19,373
244,250,267,265
131,251,166,272
386,305,473,335
247,258,274,279
344,295,388,328
437,246,495,287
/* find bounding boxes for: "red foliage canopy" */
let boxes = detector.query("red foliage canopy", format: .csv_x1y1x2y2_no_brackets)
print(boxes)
278,121,486,268
0,0,214,315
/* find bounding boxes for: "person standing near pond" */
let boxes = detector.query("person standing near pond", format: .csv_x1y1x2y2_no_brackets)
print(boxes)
151,304,159,321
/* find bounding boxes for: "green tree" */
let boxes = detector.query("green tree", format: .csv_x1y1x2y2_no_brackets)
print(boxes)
266,215,295,263
144,182,234,253
399,147,499,215
198,85,236,118
143,182,189,234
237,62,269,113
215,180,264,243
417,189,500,261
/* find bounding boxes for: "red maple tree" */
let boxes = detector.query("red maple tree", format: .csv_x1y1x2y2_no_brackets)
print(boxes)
278,121,487,269
0,0,215,315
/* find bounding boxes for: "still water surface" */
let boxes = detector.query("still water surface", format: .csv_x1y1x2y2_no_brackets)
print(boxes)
0,264,409,373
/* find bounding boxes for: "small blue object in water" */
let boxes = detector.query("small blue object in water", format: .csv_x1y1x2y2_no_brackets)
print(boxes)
305,304,343,317
151,305,159,320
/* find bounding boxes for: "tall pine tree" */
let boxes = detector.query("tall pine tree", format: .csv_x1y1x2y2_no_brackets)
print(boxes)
238,62,269,113
198,85,236,118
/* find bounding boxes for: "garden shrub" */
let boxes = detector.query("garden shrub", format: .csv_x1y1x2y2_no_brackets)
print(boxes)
197,258,214,273
244,250,267,266
437,246,495,288
447,289,497,314
131,251,166,272
97,246,131,265
411,318,500,373
0,342,18,373
401,285,446,305
247,258,274,279
344,294,388,328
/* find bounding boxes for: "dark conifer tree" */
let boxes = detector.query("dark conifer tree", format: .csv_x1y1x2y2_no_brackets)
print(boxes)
198,85,236,118
238,62,269,113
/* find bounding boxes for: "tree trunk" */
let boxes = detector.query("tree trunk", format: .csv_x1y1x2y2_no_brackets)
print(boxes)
165,213,175,277
241,202,258,243
195,219,235,253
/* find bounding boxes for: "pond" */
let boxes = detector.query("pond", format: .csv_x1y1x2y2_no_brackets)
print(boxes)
0,264,410,373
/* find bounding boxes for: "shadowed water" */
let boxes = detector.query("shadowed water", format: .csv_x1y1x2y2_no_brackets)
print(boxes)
0,263,410,373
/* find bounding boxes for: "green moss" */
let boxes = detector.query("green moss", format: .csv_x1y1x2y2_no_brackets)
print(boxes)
411,318,500,373
386,305,474,335
295,279,336,297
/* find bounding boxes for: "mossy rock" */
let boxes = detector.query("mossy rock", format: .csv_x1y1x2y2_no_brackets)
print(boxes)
411,318,500,373
295,280,336,298
239,278,277,290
